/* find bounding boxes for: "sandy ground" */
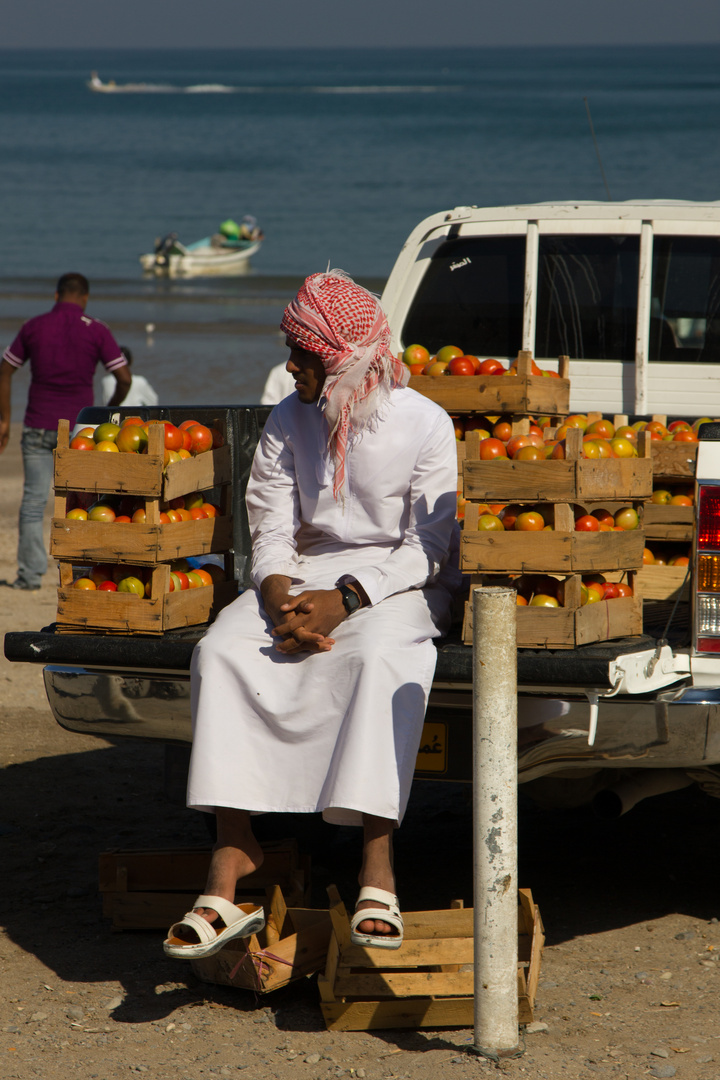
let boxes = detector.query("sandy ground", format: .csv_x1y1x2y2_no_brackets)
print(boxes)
2,421,720,1080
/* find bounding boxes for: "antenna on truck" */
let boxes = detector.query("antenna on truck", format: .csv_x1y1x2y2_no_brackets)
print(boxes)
584,96,612,202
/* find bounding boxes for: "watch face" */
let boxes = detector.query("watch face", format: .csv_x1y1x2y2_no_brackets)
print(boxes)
341,585,361,613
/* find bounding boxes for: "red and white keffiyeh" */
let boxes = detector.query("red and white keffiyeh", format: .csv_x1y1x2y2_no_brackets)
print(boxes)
281,269,409,500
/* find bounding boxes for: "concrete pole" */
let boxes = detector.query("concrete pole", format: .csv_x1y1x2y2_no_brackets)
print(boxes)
472,586,519,1054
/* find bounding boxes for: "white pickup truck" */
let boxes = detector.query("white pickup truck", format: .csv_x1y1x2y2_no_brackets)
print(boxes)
6,200,720,816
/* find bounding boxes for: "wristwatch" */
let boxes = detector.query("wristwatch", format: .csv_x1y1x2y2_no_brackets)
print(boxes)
338,583,362,615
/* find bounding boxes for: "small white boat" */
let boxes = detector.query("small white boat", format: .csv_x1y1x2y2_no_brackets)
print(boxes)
88,71,176,94
140,223,263,277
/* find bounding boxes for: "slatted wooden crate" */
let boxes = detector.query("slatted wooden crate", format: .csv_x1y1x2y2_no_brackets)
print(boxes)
98,841,310,930
318,887,543,1032
409,351,570,416
634,564,691,602
56,561,238,635
463,427,653,504
648,414,698,481
643,502,694,542
462,501,645,574
51,503,233,565
191,885,332,994
462,576,642,649
54,418,232,500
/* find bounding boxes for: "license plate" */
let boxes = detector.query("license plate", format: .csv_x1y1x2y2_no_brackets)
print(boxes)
415,722,447,773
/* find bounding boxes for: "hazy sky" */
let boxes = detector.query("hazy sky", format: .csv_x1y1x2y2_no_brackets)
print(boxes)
4,0,720,48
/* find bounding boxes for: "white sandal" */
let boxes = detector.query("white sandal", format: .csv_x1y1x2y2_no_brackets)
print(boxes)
163,894,266,959
350,887,404,950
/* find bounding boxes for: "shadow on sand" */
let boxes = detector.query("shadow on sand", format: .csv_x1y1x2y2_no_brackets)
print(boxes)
2,733,720,1041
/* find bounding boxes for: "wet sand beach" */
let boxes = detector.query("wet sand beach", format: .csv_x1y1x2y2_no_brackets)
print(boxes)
2,425,720,1079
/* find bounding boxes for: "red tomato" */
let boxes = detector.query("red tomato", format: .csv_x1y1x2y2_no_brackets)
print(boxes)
615,583,634,597
98,580,118,591
448,356,477,376
70,436,95,451
190,507,208,520
163,423,184,451
493,421,513,442
478,438,509,460
575,515,600,532
478,358,505,376
187,424,214,455
178,419,200,431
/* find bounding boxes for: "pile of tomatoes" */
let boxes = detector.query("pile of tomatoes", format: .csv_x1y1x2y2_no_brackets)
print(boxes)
466,503,640,533
403,344,560,378
69,416,223,468
72,558,224,597
452,413,705,459
65,489,221,524
492,573,633,608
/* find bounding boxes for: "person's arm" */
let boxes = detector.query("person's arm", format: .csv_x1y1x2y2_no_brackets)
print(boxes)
0,358,15,453
344,411,460,606
246,411,303,589
107,365,132,407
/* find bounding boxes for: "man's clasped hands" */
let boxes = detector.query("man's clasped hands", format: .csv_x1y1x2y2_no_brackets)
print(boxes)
260,574,364,654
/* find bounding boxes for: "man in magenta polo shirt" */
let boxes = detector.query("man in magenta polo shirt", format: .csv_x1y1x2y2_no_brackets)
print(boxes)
0,272,131,590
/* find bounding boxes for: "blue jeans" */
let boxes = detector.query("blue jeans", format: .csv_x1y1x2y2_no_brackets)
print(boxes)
17,427,58,587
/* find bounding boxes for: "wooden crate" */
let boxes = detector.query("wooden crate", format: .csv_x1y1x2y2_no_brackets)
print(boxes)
409,352,570,416
318,887,543,1032
651,441,698,479
54,418,232,500
643,502,694,542
462,577,642,649
461,501,645,574
98,841,310,930
463,427,653,503
56,562,238,635
635,564,691,602
50,513,233,565
191,885,331,994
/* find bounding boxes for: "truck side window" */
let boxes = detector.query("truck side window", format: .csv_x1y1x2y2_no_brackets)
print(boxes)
649,236,720,363
535,235,639,362
400,236,525,357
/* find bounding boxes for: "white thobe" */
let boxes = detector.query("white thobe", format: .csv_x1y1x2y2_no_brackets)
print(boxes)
187,386,459,826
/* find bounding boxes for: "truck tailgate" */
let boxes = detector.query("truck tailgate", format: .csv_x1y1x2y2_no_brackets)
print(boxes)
4,627,664,689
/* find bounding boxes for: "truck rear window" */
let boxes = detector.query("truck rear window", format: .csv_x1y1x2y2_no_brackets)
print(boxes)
535,235,639,362
649,236,720,363
400,236,525,357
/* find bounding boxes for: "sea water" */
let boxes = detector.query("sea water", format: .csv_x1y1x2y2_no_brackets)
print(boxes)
1,45,719,410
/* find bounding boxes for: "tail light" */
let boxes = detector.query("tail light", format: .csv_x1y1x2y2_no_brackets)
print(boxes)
696,484,720,652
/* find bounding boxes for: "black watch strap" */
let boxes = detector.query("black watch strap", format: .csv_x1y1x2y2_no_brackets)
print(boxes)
338,583,362,615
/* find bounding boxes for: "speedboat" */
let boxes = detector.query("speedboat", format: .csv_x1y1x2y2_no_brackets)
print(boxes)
88,71,175,93
140,223,263,277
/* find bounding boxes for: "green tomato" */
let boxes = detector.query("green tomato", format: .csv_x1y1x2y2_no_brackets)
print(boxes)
116,576,145,597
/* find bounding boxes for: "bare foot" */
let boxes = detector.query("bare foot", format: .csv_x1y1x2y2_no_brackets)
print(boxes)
355,891,397,938
355,814,399,938
173,811,264,943
192,839,265,926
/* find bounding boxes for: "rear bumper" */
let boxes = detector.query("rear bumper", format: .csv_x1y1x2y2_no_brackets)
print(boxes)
42,665,720,783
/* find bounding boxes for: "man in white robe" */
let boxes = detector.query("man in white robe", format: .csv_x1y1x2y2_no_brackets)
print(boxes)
164,271,459,959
